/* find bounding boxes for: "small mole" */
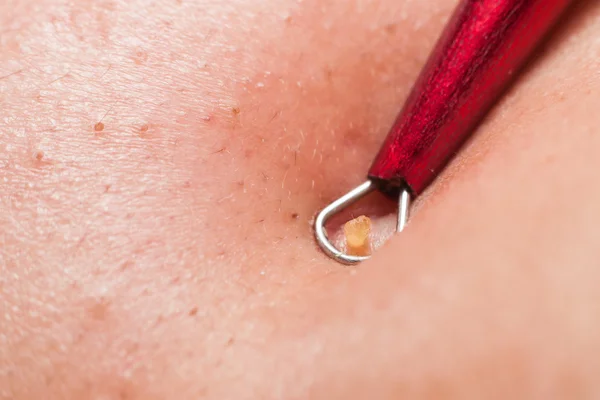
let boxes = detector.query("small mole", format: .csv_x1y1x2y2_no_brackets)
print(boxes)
188,307,198,316
94,122,105,132
291,212,299,220
232,107,241,115
35,151,44,161
140,124,149,134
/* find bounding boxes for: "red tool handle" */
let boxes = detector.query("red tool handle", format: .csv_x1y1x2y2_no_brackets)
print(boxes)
368,0,573,196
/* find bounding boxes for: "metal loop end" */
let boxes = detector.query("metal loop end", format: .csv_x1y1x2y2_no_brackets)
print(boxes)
314,180,411,265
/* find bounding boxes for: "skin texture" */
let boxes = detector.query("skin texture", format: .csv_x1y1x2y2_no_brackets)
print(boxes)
1,0,600,398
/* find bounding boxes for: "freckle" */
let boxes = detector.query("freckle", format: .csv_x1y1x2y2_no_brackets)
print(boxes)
325,66,333,80
94,122,105,132
139,124,149,134
104,184,111,193
34,151,44,161
120,260,133,271
284,15,293,24
226,337,235,346
188,307,198,316
88,299,109,321
384,23,397,35
291,212,299,220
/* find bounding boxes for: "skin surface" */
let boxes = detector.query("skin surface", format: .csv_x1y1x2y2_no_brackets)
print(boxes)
1,0,600,398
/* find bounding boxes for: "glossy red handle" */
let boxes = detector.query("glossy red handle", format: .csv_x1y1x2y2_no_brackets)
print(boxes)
368,0,573,196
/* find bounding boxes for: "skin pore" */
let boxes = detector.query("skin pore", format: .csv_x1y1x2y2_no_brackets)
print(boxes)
1,0,600,398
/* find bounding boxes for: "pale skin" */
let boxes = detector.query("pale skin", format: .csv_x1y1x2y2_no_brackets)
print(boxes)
1,0,600,398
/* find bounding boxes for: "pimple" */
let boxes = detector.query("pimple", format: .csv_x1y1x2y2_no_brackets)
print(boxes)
139,124,150,136
344,215,372,257
133,49,149,65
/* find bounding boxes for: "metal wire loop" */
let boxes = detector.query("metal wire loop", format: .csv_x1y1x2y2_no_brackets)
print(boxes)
314,180,411,264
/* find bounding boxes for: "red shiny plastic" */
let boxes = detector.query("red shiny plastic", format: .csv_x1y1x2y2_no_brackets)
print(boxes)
368,0,573,196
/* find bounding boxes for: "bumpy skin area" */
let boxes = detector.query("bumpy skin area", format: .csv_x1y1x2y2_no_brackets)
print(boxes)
1,0,599,399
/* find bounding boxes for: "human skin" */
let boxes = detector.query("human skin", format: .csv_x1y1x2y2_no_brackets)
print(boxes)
1,0,600,398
